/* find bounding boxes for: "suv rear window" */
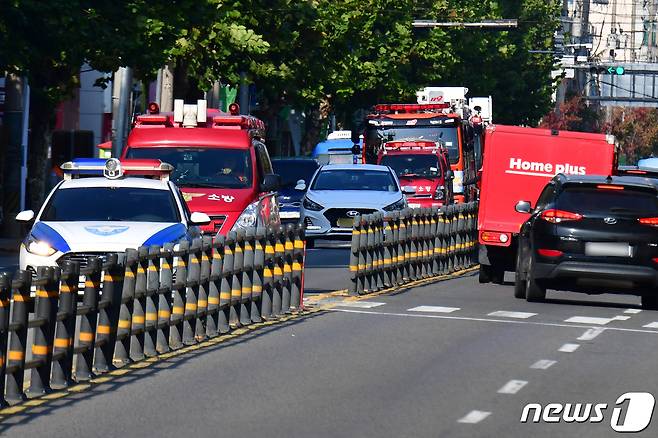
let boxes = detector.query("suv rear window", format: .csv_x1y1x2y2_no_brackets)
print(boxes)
557,186,658,216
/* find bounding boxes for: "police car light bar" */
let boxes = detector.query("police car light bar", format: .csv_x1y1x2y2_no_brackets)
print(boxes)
374,103,450,113
61,158,174,181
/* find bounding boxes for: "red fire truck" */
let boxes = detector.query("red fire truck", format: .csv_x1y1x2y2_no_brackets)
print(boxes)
122,100,280,235
361,100,477,203
376,140,454,207
477,125,618,283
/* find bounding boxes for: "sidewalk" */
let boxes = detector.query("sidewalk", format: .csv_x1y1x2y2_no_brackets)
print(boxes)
0,238,21,253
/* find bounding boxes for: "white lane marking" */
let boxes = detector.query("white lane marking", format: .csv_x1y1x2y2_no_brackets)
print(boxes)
329,308,658,335
457,410,491,424
335,301,386,309
564,316,629,325
559,343,580,353
488,311,536,319
577,327,606,341
407,305,460,313
530,359,557,370
497,380,528,394
644,322,658,328
624,309,642,314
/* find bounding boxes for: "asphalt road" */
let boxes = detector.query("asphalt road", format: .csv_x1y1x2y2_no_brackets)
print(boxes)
4,246,658,437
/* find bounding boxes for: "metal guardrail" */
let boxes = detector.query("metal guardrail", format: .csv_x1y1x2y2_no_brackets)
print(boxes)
349,203,478,295
0,224,306,406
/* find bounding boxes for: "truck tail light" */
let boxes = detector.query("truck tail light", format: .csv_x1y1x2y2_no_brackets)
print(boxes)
639,217,658,227
537,248,564,257
481,231,509,244
596,184,624,190
540,209,583,223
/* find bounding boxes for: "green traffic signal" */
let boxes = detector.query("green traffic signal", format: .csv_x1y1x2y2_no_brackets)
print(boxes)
615,66,625,75
603,66,625,75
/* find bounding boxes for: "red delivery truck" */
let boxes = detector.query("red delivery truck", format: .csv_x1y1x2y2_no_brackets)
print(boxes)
477,125,618,283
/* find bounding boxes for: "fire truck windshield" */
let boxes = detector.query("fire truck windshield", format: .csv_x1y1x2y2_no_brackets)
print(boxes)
126,147,253,189
366,126,459,164
380,154,442,179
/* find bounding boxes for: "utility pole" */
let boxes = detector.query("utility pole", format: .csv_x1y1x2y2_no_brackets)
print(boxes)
112,67,133,158
158,64,174,112
239,71,249,114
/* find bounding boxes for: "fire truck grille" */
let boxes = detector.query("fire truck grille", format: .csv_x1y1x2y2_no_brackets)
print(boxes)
209,215,227,233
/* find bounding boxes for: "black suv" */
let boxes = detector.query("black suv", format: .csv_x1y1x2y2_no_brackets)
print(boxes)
514,174,658,309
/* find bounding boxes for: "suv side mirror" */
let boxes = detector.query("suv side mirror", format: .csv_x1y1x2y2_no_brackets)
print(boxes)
16,210,35,222
261,174,281,192
190,211,211,225
515,200,532,214
295,179,307,191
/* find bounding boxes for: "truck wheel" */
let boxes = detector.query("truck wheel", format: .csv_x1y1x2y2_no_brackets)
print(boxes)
491,268,505,285
513,251,527,299
478,265,493,283
641,293,658,310
525,257,546,302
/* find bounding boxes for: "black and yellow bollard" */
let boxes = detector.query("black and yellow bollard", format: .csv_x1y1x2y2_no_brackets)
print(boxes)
207,235,224,337
144,245,161,357
156,243,175,352
349,216,361,296
240,229,255,326
197,235,213,339
51,260,79,388
261,227,276,319
272,227,285,315
183,238,201,344
170,241,189,348
230,231,244,328
0,273,10,405
281,224,295,313
115,248,138,364
219,234,234,333
76,257,102,380
95,253,125,370
129,247,149,361
291,225,305,310
5,270,31,403
28,266,60,395
251,227,266,322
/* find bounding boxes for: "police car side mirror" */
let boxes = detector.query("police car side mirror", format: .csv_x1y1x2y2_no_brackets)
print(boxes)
261,174,281,192
515,201,532,214
402,186,416,195
295,179,307,191
16,210,35,223
190,212,211,225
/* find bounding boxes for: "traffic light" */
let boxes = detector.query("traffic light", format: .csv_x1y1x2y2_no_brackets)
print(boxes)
590,65,625,75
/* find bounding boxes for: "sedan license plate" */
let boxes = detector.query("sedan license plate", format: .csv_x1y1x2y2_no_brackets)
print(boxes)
337,217,355,228
279,211,300,219
408,203,421,208
585,242,633,257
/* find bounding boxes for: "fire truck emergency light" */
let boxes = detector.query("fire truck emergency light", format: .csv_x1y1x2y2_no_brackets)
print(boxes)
148,102,160,114
228,103,240,115
374,103,450,113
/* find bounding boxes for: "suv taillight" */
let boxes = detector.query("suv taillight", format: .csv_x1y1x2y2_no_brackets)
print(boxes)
540,209,583,223
639,217,658,227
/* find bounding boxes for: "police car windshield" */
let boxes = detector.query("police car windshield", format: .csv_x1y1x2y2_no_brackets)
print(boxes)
312,170,398,192
126,147,253,188
367,126,459,164
41,188,180,222
380,154,441,179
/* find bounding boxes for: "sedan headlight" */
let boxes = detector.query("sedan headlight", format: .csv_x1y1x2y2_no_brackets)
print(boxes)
25,236,56,256
232,200,260,230
303,196,324,211
383,198,406,212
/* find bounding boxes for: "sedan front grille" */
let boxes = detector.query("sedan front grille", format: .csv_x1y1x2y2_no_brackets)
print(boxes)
324,208,376,228
57,252,111,269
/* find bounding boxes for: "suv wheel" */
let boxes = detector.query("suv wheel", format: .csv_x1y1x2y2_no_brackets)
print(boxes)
641,292,658,310
479,265,493,283
514,250,527,299
525,256,546,302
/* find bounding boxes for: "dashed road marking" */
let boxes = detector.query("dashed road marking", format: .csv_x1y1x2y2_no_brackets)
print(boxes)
407,305,460,313
330,308,658,335
458,410,491,424
564,316,628,325
577,327,606,341
530,359,557,370
488,311,536,319
644,322,658,328
335,301,386,309
559,343,580,353
624,309,642,314
497,379,528,394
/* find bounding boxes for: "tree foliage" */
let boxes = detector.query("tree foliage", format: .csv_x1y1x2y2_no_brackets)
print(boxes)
605,108,658,162
540,94,603,132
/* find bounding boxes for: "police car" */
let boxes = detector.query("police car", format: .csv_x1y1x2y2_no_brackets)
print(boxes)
18,158,211,276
